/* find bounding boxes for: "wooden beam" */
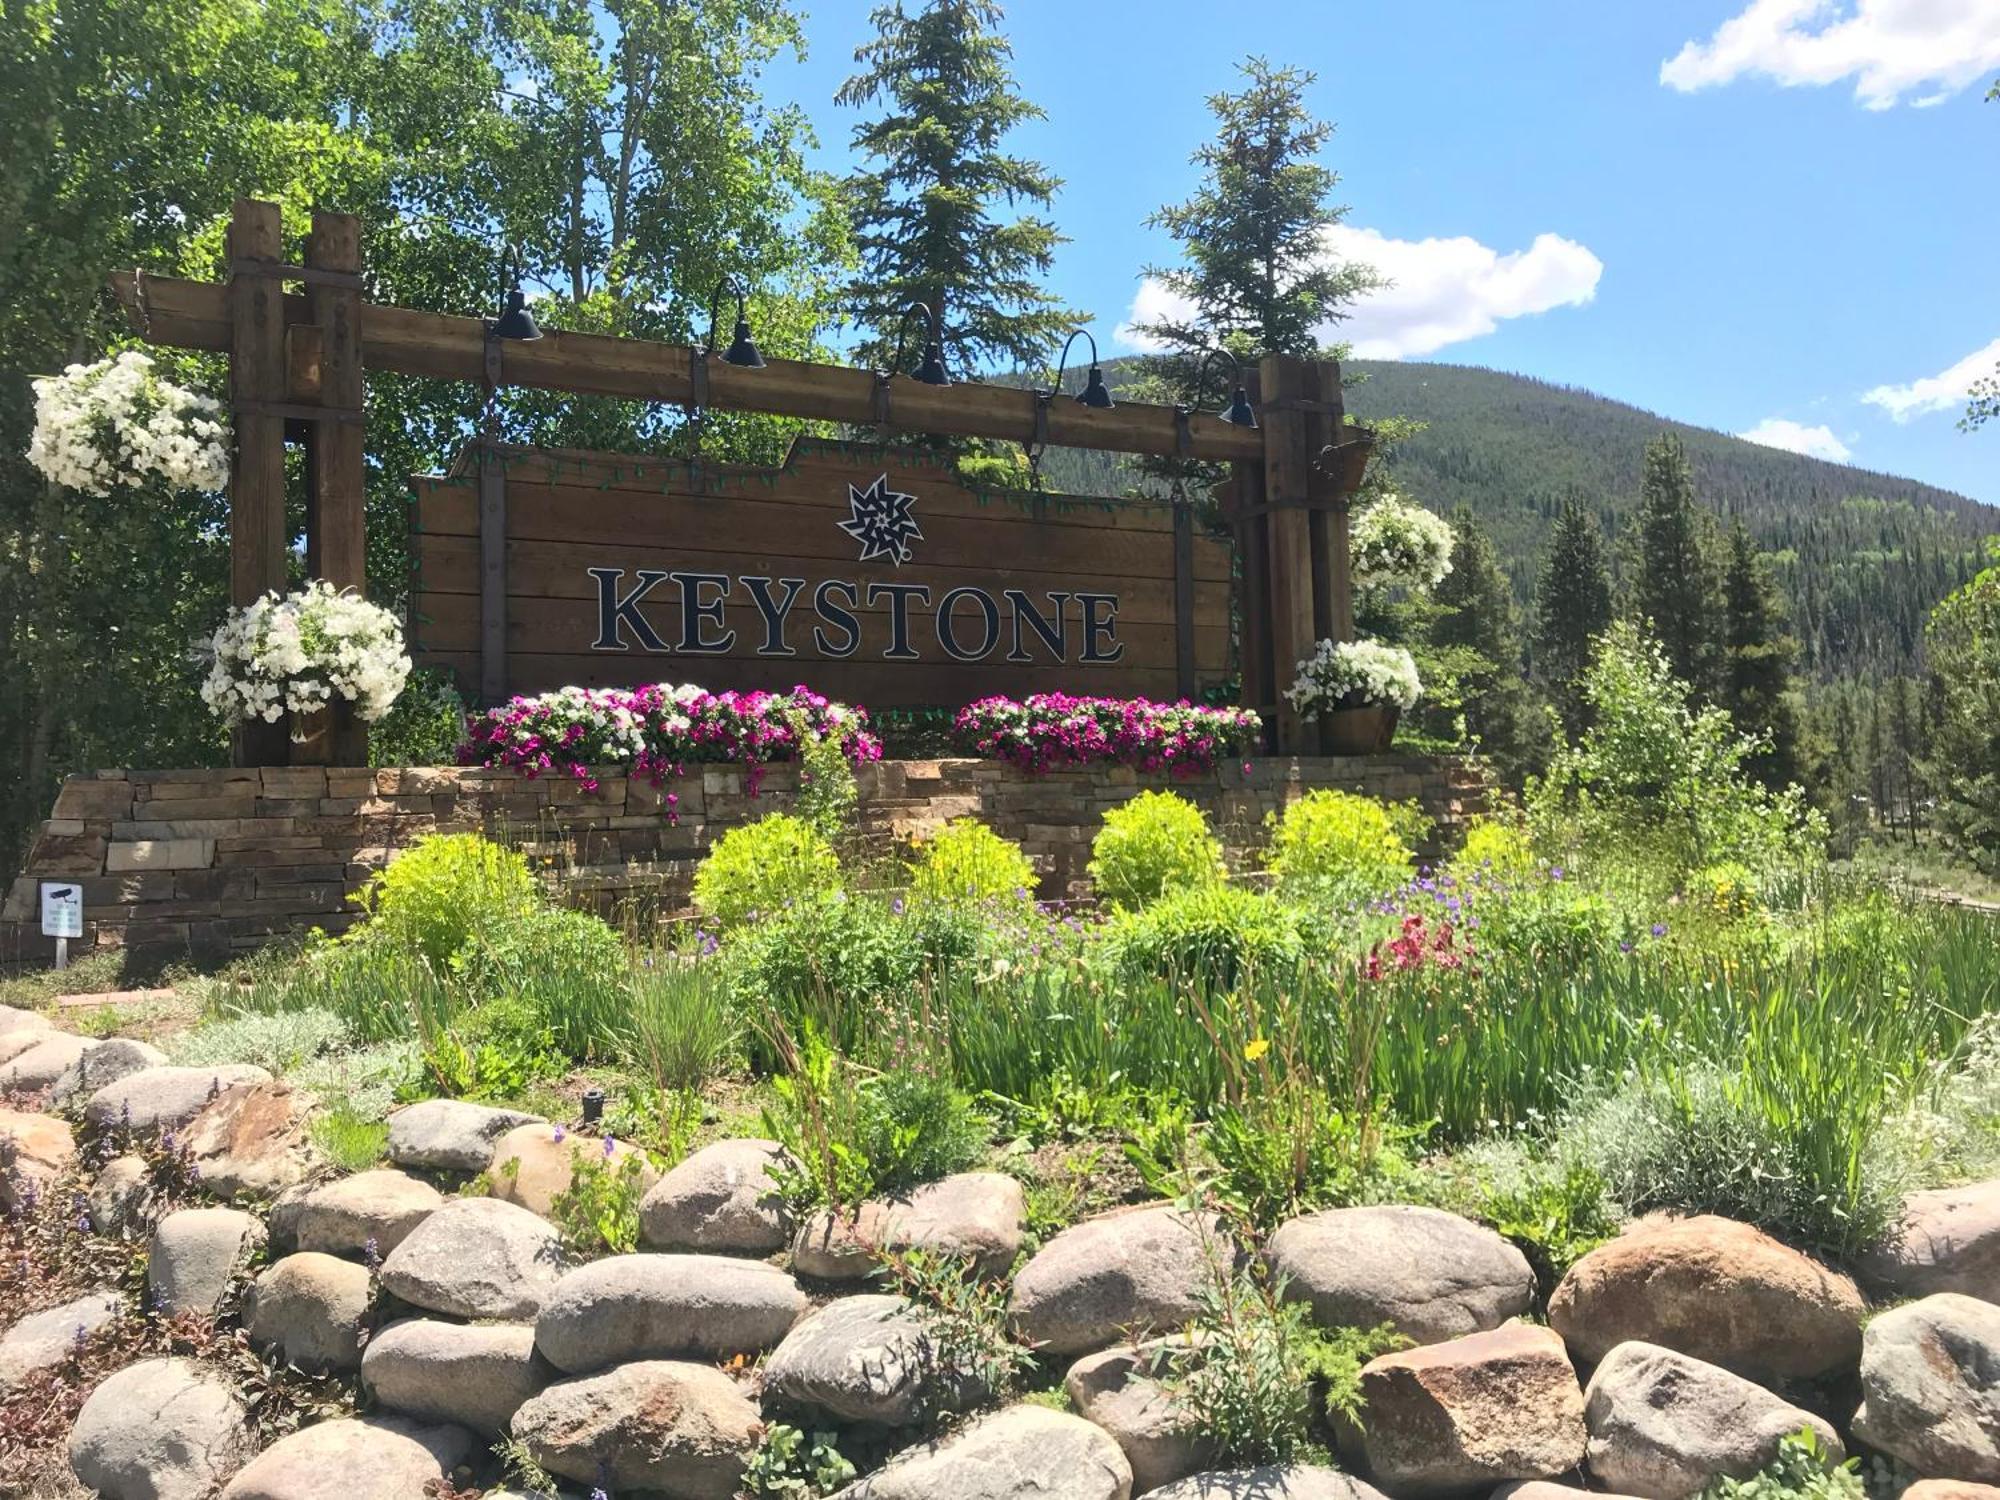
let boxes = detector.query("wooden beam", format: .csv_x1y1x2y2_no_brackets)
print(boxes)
109,270,1264,463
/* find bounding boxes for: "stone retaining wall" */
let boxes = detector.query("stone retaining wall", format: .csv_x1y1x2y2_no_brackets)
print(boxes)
1,754,1486,963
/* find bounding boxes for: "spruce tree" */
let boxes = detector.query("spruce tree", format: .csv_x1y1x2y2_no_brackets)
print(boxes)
1721,520,1804,791
837,0,1082,374
1633,433,1723,700
1530,496,1614,734
1430,508,1540,779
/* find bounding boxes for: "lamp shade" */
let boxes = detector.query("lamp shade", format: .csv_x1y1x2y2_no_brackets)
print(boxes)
1077,362,1115,408
722,314,764,368
491,287,542,342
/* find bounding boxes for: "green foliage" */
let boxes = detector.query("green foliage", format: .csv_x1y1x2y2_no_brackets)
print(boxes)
1088,791,1224,910
448,994,570,1099
880,1248,1033,1417
727,892,921,1061
171,1005,354,1073
1451,812,1539,884
742,1424,858,1499
626,960,739,1093
309,1106,388,1174
1722,522,1805,792
909,818,1037,912
693,813,842,929
355,833,540,972
795,724,861,841
1262,790,1417,902
1427,507,1542,779
548,1140,653,1256
1105,884,1301,988
1532,496,1616,735
1922,557,2000,873
1471,1156,1621,1294
1634,433,1725,701
367,667,465,768
1699,1429,1863,1500
1205,1091,1395,1228
455,904,633,1062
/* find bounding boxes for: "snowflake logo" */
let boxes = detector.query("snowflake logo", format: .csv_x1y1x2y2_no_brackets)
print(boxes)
837,473,924,566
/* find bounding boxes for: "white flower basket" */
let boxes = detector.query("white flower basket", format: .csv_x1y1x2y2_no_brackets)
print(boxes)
28,352,230,496
200,583,412,731
1351,494,1454,592
1285,638,1424,717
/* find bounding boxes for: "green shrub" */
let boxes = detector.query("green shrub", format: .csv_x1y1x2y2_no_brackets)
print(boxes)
1105,883,1301,986
693,813,841,928
1700,1429,1862,1500
548,1141,652,1255
241,927,462,1044
1263,790,1418,900
909,818,1038,911
626,960,739,1093
1450,811,1539,884
1205,1088,1401,1227
1468,1153,1621,1295
741,1424,857,1499
1088,791,1224,910
457,904,632,1060
451,994,571,1098
309,1106,389,1173
356,832,541,970
170,1006,354,1072
726,893,921,1062
368,666,466,767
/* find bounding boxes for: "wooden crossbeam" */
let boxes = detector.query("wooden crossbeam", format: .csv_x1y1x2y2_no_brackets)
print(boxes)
109,269,1267,463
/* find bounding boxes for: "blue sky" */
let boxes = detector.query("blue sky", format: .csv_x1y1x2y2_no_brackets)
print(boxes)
759,0,2000,504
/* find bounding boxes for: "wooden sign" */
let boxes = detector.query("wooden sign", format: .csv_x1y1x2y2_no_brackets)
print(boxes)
410,438,1232,707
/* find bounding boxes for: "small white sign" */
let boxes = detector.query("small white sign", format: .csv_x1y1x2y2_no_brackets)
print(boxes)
40,883,83,939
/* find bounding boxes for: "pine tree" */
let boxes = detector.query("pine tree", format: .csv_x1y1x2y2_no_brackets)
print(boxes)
1633,433,1723,699
1720,521,1804,791
837,0,1082,375
1430,508,1541,779
1530,496,1614,734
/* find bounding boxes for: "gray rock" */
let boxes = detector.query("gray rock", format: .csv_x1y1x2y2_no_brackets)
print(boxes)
1583,1341,1841,1499
763,1292,985,1426
1009,1204,1226,1358
50,1037,169,1107
378,1195,564,1320
0,1025,55,1066
534,1252,806,1373
0,1289,124,1391
1266,1205,1536,1346
831,1404,1133,1500
290,1169,443,1258
360,1317,546,1436
1852,1292,2000,1482
386,1098,541,1173
68,1356,252,1500
86,1064,273,1133
1864,1181,2000,1302
1491,1486,1647,1500
181,1081,319,1200
0,1003,52,1037
87,1153,157,1237
511,1359,763,1500
217,1415,474,1500
1143,1468,1393,1500
640,1136,792,1253
1066,1340,1213,1494
245,1251,373,1373
487,1122,659,1217
1357,1323,1587,1496
149,1207,265,1319
793,1171,1027,1281
0,1105,75,1210
0,1031,97,1095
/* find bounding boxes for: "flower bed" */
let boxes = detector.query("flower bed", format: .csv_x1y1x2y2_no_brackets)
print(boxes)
953,693,1262,775
456,683,883,794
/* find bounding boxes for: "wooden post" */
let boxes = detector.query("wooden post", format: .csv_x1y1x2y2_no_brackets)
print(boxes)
226,199,291,768
308,212,370,764
1304,360,1350,755
1259,353,1318,753
478,438,507,705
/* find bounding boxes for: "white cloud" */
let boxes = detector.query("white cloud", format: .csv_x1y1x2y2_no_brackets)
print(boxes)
1118,225,1604,361
1661,0,2000,110
1738,417,1853,461
1862,335,2000,421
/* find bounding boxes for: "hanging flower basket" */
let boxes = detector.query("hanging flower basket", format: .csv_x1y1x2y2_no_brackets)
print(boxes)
1284,638,1422,756
1320,700,1402,755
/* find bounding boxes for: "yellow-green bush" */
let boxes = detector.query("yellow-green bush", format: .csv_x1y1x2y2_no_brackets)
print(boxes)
355,832,540,970
693,812,841,928
1452,812,1539,884
1088,791,1224,910
909,818,1037,911
1262,790,1416,900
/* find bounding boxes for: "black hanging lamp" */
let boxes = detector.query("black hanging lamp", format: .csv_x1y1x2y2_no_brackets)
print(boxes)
1047,328,1114,409
1195,348,1256,427
707,276,765,369
890,300,951,386
487,250,543,341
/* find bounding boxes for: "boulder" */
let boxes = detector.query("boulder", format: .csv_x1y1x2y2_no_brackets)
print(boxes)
792,1171,1027,1280
86,1064,273,1133
68,1356,252,1500
181,1081,319,1199
511,1359,762,1500
1491,1486,1647,1500
1357,1323,1587,1496
217,1416,474,1500
378,1196,565,1320
1265,1205,1536,1346
87,1153,157,1237
386,1098,541,1173
534,1252,806,1373
1903,1485,2000,1500
1010,1204,1226,1357
149,1207,267,1319
290,1169,443,1258
1549,1216,1863,1381
1582,1341,1842,1499
1066,1340,1213,1494
487,1122,659,1217
0,1031,97,1095
360,1317,546,1436
0,1022,58,1066
1143,1469,1393,1500
1864,1181,2000,1302
1852,1293,2000,1482
50,1037,169,1107
831,1404,1133,1500
0,1005,52,1040
640,1136,793,1253
244,1251,373,1373
0,1105,76,1210
763,1292,984,1426
0,1289,124,1391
